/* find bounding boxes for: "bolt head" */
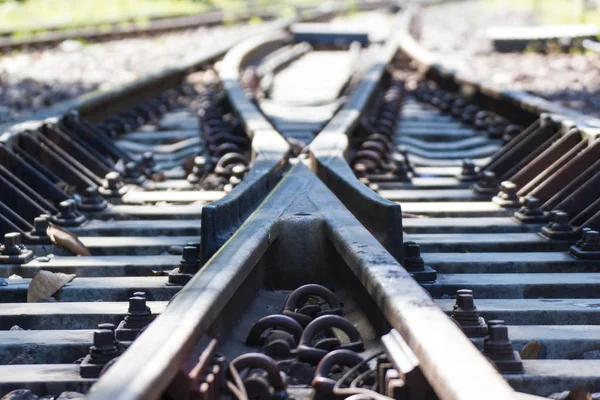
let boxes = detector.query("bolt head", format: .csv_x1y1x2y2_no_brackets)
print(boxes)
457,294,475,311
142,152,154,164
524,197,539,209
584,230,600,244
403,241,421,257
553,211,569,223
128,296,147,313
93,330,114,349
33,216,50,235
4,232,22,247
98,323,116,332
500,181,517,194
182,246,199,261
59,199,76,213
488,324,510,342
482,171,496,182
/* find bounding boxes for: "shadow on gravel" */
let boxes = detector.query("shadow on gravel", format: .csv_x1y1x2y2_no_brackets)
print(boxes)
535,87,600,118
0,78,97,123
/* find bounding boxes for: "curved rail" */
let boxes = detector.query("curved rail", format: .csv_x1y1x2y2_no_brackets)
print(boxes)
200,31,291,262
397,4,600,129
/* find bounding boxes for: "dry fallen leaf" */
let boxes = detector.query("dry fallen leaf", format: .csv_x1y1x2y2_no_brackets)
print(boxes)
27,270,76,302
566,389,592,400
47,224,91,256
520,341,541,360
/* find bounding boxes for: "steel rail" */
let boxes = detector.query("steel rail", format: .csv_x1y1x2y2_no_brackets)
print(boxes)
308,16,519,400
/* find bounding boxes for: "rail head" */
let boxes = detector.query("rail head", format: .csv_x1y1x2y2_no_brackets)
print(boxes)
309,24,404,263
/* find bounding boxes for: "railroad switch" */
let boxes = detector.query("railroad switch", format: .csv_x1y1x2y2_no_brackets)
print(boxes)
483,320,524,374
451,289,488,338
0,232,34,264
116,293,153,342
80,329,120,378
403,241,437,282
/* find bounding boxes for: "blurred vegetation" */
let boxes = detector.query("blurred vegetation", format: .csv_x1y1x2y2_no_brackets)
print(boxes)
486,0,600,25
0,0,212,33
0,0,322,34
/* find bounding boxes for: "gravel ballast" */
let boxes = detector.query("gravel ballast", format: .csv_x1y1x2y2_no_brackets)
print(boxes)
419,1,600,117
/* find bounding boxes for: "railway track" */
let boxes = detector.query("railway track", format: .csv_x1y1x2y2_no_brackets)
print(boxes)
0,1,391,52
1,2,599,400
0,8,275,51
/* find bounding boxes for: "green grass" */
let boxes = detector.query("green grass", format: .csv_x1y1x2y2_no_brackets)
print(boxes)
486,0,600,25
0,0,361,36
0,0,208,33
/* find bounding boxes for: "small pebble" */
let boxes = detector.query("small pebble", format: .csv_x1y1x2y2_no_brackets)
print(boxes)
9,353,35,365
1,389,38,400
55,393,85,400
583,350,600,360
10,325,24,331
